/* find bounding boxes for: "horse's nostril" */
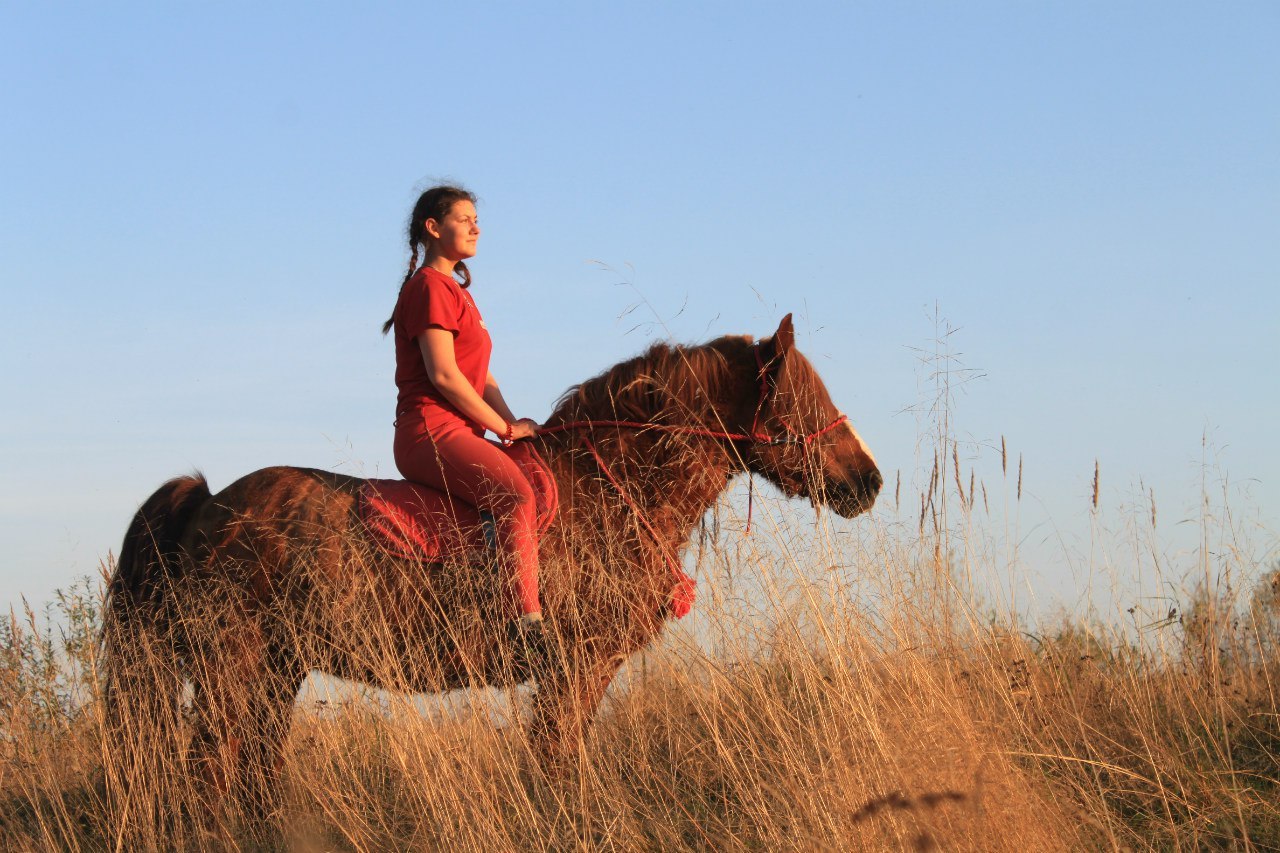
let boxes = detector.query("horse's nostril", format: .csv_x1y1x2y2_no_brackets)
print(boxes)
821,472,884,518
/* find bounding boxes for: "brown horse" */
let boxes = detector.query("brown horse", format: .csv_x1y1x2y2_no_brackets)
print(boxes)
104,314,881,818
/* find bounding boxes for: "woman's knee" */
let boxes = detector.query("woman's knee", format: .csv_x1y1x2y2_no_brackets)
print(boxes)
486,477,536,520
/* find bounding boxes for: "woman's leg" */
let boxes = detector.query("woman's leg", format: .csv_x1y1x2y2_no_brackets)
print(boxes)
396,427,541,617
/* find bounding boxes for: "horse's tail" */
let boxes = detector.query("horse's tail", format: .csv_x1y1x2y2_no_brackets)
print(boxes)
108,473,210,615
103,474,210,713
102,474,210,829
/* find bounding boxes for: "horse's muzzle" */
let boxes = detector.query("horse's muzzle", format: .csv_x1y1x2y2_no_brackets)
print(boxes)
822,469,883,518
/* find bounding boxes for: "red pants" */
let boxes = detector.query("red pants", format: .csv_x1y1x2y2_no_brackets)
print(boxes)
394,421,540,616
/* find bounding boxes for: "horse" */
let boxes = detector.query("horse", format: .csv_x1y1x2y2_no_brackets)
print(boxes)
103,314,881,820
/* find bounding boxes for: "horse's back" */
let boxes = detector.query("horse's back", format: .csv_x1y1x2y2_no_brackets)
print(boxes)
182,466,362,593
214,465,360,507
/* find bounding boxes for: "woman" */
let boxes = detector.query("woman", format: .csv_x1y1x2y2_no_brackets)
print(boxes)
382,185,545,661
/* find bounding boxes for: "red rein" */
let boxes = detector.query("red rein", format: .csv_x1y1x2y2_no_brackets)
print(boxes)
536,414,849,446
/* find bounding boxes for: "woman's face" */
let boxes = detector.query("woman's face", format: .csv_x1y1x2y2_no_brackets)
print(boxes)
426,200,480,261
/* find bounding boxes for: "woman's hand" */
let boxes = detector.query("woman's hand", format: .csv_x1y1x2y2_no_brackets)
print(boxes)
509,418,540,441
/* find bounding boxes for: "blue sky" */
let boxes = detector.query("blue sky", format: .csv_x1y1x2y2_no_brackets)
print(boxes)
2,2,1276,611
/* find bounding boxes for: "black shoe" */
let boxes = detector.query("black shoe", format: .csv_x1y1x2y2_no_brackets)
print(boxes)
508,617,549,679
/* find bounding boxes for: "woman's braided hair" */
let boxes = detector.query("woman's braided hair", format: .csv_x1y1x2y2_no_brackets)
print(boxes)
381,184,478,335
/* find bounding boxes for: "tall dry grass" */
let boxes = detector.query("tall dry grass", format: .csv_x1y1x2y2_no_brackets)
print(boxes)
2,332,1277,850
3,467,1275,851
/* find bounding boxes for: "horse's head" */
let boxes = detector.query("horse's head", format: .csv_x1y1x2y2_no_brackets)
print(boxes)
544,315,881,518
741,315,882,518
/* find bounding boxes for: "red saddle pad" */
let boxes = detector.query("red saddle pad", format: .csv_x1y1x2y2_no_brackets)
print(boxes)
358,442,559,562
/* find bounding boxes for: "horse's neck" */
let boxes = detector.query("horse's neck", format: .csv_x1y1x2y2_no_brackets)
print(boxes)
548,351,756,550
566,433,736,550
637,440,731,530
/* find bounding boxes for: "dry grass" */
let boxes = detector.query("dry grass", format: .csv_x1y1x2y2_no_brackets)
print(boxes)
3,342,1278,853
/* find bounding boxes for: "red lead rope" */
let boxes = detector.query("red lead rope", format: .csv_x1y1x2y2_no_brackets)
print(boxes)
579,436,696,618
539,411,849,617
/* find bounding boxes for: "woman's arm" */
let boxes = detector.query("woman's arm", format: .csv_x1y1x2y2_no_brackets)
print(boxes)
418,330,536,439
483,373,518,425
485,373,539,435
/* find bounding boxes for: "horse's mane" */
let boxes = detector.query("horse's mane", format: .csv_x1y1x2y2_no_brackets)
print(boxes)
547,335,755,427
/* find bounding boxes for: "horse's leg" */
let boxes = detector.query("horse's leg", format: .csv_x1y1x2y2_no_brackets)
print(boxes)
527,649,626,769
187,618,302,828
187,635,257,814
234,642,304,823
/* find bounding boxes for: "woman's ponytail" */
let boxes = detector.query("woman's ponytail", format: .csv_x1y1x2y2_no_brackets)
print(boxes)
382,242,420,335
454,259,471,290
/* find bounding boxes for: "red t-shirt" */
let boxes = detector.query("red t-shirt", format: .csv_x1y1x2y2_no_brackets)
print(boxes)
393,266,493,436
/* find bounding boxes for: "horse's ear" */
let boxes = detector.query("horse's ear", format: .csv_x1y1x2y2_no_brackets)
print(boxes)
773,313,795,356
